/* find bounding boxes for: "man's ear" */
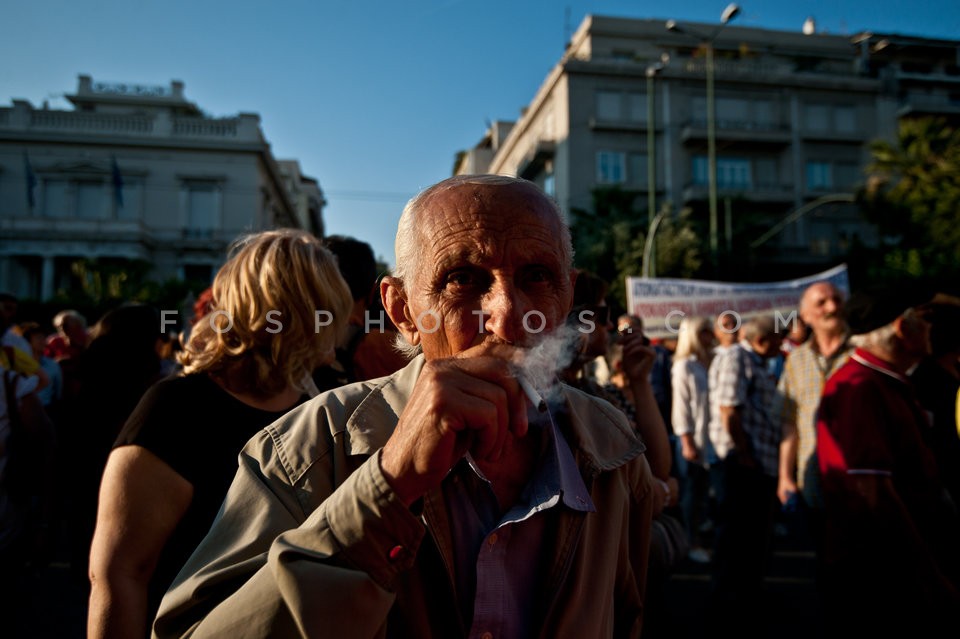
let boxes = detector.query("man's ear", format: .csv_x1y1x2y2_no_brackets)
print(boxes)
892,315,908,340
381,277,420,346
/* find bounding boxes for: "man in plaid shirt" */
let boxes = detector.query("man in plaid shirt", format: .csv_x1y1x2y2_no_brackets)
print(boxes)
707,315,782,625
776,282,851,524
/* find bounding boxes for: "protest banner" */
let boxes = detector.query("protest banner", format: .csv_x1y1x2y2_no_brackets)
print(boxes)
625,264,849,338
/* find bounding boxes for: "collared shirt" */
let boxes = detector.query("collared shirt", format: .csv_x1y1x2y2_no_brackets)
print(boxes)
777,334,852,506
709,342,781,477
443,407,595,639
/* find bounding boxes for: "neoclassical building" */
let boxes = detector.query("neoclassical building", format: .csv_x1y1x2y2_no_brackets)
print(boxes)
0,75,322,300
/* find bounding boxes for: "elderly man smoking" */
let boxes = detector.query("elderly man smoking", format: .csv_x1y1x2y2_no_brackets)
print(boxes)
153,175,656,639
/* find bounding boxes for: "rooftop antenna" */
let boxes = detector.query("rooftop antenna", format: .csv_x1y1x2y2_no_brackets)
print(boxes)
564,5,572,47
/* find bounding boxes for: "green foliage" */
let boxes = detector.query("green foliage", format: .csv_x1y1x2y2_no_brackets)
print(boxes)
68,258,153,304
863,117,960,284
651,207,702,278
570,187,701,308
39,257,205,329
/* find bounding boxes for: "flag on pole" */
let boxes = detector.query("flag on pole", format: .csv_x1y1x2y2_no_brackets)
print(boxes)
24,152,37,210
111,155,124,209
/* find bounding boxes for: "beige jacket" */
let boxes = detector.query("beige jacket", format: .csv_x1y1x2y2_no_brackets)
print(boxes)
153,356,654,639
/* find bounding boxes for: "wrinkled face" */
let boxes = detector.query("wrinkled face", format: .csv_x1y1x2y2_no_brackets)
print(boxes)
800,283,844,336
393,182,575,360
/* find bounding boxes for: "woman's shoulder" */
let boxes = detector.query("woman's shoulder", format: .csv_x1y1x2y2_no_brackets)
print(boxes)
672,355,702,372
143,372,214,398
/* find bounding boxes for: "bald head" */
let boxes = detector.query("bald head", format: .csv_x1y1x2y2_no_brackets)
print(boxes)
393,175,572,284
799,281,845,338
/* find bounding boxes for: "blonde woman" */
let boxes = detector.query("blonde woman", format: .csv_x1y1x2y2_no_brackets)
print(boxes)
88,230,352,639
670,315,715,562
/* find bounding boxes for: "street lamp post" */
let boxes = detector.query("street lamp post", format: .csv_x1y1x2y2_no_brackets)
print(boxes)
646,56,668,226
666,3,741,272
642,209,669,278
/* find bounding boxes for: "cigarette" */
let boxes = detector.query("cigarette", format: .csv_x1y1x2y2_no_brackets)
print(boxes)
517,374,547,413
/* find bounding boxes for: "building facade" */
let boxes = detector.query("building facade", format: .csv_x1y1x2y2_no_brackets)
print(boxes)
0,75,320,300
456,16,960,277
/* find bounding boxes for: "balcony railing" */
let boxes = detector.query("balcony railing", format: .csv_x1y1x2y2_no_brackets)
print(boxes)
1,104,262,144
687,58,858,77
29,111,153,134
685,118,789,133
173,119,238,137
682,181,794,200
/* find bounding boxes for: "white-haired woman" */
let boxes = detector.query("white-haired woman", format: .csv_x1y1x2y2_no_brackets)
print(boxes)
671,315,715,562
88,230,352,639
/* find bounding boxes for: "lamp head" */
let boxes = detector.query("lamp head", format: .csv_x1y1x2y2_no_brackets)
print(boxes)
720,3,741,24
646,54,670,77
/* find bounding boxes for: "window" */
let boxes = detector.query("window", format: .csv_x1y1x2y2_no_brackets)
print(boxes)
597,152,626,184
693,156,709,186
693,156,752,189
118,179,143,221
42,179,68,217
76,182,106,219
806,161,833,190
185,182,220,237
41,178,110,219
717,158,752,189
596,91,622,121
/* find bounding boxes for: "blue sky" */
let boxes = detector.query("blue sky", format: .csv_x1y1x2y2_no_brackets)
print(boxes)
3,0,959,268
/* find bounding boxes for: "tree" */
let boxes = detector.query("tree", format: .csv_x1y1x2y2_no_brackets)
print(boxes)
863,117,960,285
570,187,701,309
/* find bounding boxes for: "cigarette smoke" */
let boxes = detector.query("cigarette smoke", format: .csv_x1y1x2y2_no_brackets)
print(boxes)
514,324,583,405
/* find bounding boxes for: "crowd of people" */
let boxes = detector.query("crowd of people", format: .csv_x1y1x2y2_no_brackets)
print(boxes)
0,174,958,638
